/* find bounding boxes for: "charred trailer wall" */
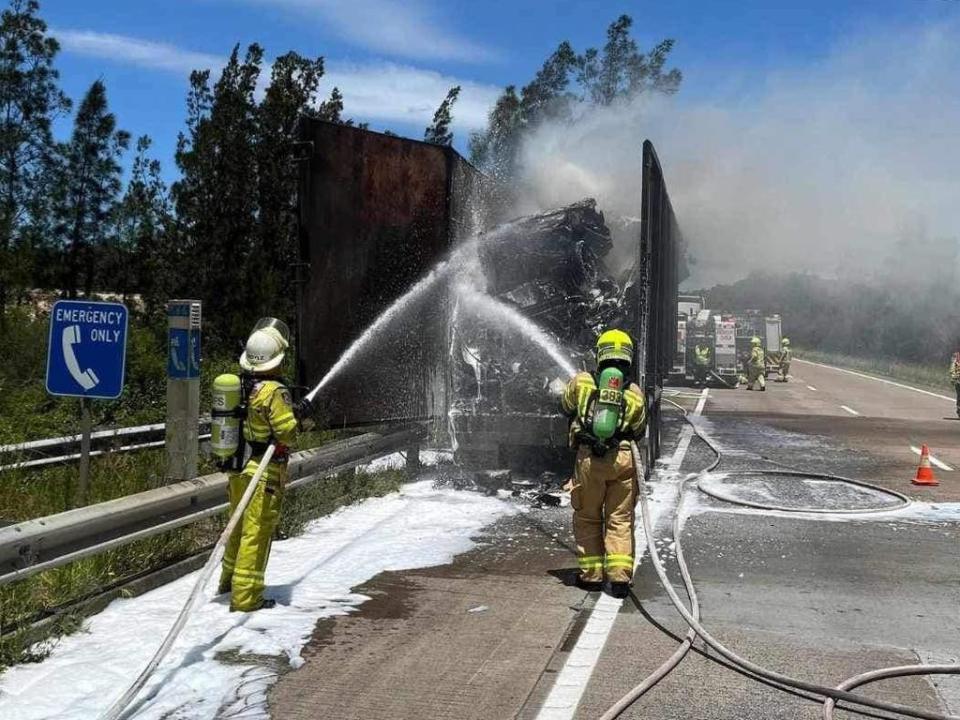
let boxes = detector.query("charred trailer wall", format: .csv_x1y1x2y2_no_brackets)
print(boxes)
637,140,682,464
296,119,484,427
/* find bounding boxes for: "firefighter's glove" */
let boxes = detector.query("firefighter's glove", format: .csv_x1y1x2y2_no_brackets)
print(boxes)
294,396,315,421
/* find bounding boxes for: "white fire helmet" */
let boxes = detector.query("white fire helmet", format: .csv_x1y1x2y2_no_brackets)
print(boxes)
240,317,290,373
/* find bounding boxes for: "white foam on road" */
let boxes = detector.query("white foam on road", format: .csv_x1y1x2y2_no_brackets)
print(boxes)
358,449,453,473
796,359,954,403
689,476,960,525
534,387,709,720
0,481,516,720
840,405,860,416
910,445,954,472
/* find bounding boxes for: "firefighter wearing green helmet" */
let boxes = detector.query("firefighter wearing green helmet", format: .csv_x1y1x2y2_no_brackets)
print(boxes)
746,335,766,391
560,329,647,599
778,337,792,382
693,343,712,386
213,317,313,612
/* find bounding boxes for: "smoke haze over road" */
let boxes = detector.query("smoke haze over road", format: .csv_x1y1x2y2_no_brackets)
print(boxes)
514,20,960,289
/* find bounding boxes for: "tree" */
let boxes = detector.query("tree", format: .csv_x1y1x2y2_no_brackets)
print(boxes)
424,85,460,146
111,135,171,312
468,85,520,177
519,42,577,125
317,86,344,122
53,80,129,298
577,16,681,105
255,50,324,325
469,15,681,178
172,44,263,345
0,0,70,315
173,45,327,348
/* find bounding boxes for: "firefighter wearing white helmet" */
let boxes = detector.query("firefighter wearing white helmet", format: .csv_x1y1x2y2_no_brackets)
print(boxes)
215,317,313,612
560,329,646,599
778,337,792,382
746,335,766,391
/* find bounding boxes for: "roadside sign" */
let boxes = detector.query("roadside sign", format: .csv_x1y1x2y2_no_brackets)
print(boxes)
167,301,201,379
168,328,201,379
166,300,202,480
45,300,129,400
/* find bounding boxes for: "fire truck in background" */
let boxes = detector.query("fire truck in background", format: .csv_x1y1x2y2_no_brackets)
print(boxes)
673,302,783,386
733,311,782,377
673,294,704,378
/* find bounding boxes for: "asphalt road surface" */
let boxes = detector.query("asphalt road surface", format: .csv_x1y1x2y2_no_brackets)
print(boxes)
269,360,959,719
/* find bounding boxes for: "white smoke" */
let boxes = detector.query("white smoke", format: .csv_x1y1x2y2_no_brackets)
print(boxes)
513,21,960,288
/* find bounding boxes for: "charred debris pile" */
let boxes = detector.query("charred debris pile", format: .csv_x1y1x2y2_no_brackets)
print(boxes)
452,198,637,417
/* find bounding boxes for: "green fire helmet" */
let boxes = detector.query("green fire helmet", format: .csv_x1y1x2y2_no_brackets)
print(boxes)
596,329,634,365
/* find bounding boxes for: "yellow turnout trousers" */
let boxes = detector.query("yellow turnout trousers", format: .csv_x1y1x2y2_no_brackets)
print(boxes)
571,445,638,583
219,457,286,611
778,360,791,381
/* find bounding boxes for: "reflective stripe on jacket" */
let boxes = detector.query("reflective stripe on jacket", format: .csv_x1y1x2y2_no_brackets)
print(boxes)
561,371,647,444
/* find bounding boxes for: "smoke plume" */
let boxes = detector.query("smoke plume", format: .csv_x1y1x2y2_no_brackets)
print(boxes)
513,21,960,289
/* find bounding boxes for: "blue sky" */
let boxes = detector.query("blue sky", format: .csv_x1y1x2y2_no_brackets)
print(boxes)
37,0,960,183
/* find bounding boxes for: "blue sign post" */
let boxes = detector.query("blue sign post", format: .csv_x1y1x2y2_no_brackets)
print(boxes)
166,300,202,480
45,299,128,507
46,299,129,399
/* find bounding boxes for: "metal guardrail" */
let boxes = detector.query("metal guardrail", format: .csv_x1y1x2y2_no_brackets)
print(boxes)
0,419,212,471
0,426,424,586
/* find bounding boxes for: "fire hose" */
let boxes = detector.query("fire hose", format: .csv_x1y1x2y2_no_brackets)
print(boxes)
100,383,324,720
600,401,959,720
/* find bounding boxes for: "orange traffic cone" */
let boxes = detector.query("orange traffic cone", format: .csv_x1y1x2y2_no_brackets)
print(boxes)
913,444,939,486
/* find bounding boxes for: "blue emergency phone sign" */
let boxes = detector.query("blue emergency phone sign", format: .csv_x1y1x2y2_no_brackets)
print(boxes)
167,301,201,379
45,299,129,399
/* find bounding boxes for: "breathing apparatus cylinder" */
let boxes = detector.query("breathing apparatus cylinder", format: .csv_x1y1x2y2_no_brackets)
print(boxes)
211,373,243,460
592,366,625,441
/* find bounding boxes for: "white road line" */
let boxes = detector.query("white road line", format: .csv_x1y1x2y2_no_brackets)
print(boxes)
807,385,818,391
910,445,954,471
840,405,860,416
534,387,709,720
795,359,954,402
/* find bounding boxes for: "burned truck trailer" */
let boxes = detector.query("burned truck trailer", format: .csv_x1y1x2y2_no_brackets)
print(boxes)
638,141,682,462
295,119,682,470
295,119,485,431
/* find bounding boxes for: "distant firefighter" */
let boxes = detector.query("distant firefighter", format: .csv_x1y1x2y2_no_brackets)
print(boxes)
746,336,766,391
693,343,712,386
560,329,647,599
950,352,960,418
778,337,792,382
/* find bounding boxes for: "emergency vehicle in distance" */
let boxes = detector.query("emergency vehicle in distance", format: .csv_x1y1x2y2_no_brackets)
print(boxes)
673,295,783,386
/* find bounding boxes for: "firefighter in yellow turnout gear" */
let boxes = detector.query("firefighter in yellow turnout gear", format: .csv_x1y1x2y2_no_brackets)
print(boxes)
746,336,766,391
949,352,960,419
693,343,711,386
560,329,647,599
218,318,311,612
778,337,792,382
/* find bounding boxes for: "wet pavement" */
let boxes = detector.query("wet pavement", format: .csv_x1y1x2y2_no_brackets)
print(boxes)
269,364,960,719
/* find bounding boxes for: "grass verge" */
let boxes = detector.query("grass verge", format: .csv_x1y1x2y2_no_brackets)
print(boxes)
0,461,409,671
796,348,954,394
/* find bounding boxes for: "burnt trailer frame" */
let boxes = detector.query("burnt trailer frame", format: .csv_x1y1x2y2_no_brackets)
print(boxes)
637,140,681,463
